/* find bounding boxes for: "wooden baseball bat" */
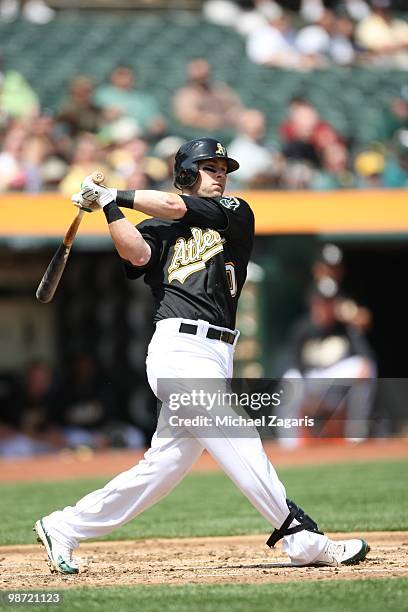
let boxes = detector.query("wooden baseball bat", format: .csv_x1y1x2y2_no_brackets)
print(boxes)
36,171,105,303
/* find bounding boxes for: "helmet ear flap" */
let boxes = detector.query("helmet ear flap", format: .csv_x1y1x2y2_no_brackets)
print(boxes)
175,160,199,189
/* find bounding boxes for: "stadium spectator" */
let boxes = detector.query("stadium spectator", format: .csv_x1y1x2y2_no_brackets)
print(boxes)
209,0,291,36
299,0,371,24
172,58,244,132
0,114,69,192
295,9,357,66
108,134,148,176
58,132,124,196
152,135,186,190
382,129,408,187
355,0,408,68
378,85,408,143
245,4,307,69
21,132,53,192
281,160,316,189
56,353,144,450
0,360,64,457
279,97,344,168
108,134,166,189
57,75,101,137
311,141,356,189
342,0,372,22
354,149,386,187
93,65,166,141
277,284,377,448
0,0,54,24
0,124,29,191
0,54,39,119
227,108,283,188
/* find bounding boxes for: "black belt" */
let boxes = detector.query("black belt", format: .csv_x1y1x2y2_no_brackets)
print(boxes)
179,323,236,345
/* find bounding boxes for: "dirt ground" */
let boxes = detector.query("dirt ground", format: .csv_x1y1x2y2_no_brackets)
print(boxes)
0,532,407,588
0,439,406,588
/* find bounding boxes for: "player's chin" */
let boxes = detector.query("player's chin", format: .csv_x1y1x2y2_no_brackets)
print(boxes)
211,185,224,197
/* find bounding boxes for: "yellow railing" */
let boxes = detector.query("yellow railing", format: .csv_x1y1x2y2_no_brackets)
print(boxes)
1,190,407,236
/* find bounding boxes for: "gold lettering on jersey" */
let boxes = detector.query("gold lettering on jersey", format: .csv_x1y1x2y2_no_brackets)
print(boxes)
216,142,226,156
168,227,224,284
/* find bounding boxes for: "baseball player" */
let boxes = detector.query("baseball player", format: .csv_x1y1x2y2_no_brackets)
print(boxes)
34,138,369,574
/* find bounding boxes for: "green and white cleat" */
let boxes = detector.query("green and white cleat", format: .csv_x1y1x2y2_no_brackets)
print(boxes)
34,519,79,575
293,538,370,567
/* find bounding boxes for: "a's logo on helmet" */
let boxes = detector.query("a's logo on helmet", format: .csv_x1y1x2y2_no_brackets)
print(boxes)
216,142,226,156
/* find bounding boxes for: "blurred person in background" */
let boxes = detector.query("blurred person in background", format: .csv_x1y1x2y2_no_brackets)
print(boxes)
57,75,101,137
108,133,165,189
0,123,28,191
295,9,357,67
107,129,147,176
0,54,39,120
0,0,54,23
299,0,371,24
277,284,376,448
354,149,386,187
246,3,307,69
281,159,316,189
94,65,166,141
172,57,244,132
382,129,408,187
279,96,344,168
311,243,372,332
378,85,408,143
55,353,144,450
202,0,257,31
59,132,124,196
311,141,356,189
152,135,186,190
340,0,372,22
30,113,70,190
0,113,70,192
355,0,408,68
0,360,64,457
204,0,297,37
21,131,54,191
228,108,284,188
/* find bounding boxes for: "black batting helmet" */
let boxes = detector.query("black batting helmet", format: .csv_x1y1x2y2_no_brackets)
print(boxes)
173,138,239,189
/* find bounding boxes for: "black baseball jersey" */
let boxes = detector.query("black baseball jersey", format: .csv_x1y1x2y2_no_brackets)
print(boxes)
123,195,254,330
290,318,374,374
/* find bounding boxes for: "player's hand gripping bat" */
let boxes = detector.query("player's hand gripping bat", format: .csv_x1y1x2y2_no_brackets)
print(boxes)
36,171,105,303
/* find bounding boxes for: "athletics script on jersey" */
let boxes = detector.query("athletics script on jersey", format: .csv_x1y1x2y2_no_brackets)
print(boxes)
168,227,225,284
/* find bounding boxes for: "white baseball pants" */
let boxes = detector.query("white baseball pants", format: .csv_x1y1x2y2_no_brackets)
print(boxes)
277,356,377,449
44,318,328,565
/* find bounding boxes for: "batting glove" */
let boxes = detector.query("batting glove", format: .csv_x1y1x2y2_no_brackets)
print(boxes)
71,192,101,213
80,175,117,209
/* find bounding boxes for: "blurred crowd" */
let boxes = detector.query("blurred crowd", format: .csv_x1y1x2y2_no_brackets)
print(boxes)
206,0,408,69
1,5,408,194
0,60,407,193
0,354,146,457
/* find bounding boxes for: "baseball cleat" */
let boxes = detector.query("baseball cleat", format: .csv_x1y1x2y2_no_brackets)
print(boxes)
34,519,78,574
294,538,370,567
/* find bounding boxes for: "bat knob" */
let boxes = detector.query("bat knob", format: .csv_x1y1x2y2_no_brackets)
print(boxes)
92,171,105,185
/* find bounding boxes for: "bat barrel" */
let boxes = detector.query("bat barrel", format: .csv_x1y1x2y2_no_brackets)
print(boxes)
36,243,71,303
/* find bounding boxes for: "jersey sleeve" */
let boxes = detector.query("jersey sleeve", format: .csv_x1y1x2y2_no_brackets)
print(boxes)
122,220,162,280
181,195,254,243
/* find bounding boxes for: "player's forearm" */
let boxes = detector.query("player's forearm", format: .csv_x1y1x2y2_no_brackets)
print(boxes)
116,189,187,220
105,213,151,266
